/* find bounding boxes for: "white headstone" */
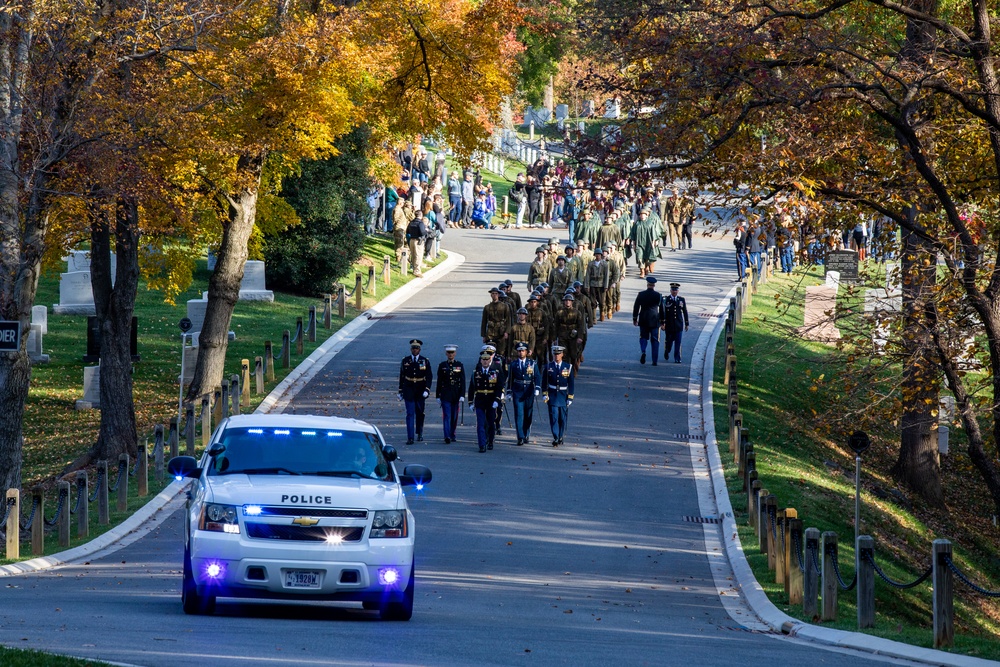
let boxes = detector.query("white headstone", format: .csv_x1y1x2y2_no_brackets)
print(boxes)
76,365,100,410
885,262,900,291
604,98,621,119
31,305,47,335
825,271,841,290
938,425,949,455
239,260,274,302
53,271,96,316
187,298,208,332
179,341,198,385
27,323,48,364
534,107,551,123
522,107,535,127
207,250,217,272
582,100,594,117
578,121,586,133
797,285,841,342
555,104,569,120
939,396,955,425
64,250,90,272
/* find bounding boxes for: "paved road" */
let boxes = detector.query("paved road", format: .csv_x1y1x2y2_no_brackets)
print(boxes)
0,221,908,665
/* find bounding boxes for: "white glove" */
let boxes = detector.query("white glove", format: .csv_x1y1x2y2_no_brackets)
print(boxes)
437,398,442,406
534,389,539,396
459,396,465,403
396,393,402,401
422,391,429,398
568,400,573,407
492,401,499,409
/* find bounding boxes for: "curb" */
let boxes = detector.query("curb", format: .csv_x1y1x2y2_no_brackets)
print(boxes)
696,291,996,667
0,249,466,577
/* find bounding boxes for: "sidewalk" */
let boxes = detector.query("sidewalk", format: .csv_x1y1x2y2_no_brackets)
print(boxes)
690,289,997,667
0,249,465,578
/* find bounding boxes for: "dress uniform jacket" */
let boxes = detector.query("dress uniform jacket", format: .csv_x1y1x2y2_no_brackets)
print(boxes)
508,357,541,399
435,359,466,403
467,361,505,408
399,354,433,400
660,294,689,333
542,360,575,406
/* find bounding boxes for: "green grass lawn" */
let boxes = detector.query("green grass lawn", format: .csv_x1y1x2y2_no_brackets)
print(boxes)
3,235,439,561
713,265,1000,659
0,647,105,666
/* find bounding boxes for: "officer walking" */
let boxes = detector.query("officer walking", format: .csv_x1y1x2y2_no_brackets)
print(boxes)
632,276,662,365
468,346,505,452
436,344,466,443
398,339,433,444
661,282,690,363
508,342,541,446
542,345,575,446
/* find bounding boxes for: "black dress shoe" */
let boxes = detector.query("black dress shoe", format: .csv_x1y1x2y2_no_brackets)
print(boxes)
417,434,423,442
496,428,502,436
552,440,559,447
516,439,523,446
406,439,414,445
652,361,657,366
558,438,564,446
479,446,486,453
487,442,493,450
675,359,682,363
444,437,451,444
640,353,646,364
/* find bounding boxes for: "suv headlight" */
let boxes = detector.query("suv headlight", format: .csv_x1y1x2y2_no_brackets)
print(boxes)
200,503,241,534
370,510,407,538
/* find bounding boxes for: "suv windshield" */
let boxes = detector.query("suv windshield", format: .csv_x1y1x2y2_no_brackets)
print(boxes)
208,427,391,481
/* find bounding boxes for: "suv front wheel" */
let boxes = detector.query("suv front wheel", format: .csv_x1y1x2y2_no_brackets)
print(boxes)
379,566,414,621
182,547,217,615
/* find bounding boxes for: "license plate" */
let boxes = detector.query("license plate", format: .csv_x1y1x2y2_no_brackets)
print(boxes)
284,570,322,588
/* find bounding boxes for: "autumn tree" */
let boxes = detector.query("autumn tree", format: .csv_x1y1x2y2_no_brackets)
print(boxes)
573,0,1000,511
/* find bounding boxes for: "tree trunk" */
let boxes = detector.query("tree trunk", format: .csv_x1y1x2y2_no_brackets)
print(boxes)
186,152,265,401
892,212,944,507
87,197,140,464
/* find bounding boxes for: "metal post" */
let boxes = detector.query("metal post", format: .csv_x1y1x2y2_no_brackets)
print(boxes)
803,527,820,618
31,487,43,555
6,488,19,560
57,481,71,548
821,531,838,621
117,454,129,513
97,460,109,526
76,472,89,539
857,535,875,629
933,539,953,648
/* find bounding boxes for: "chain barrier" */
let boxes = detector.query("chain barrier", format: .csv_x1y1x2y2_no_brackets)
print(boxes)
827,544,857,591
88,466,103,502
768,504,777,543
289,320,303,345
343,280,358,298
861,551,931,590
811,540,823,574
109,459,126,493
0,496,15,525
945,555,1000,598
43,486,68,527
779,517,787,560
70,482,84,515
19,494,39,531
792,529,805,573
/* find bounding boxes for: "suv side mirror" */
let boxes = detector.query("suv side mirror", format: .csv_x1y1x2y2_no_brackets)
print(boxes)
399,464,432,487
207,443,226,457
167,456,201,480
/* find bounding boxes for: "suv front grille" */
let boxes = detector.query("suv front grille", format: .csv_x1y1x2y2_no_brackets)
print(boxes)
246,523,365,542
247,506,368,519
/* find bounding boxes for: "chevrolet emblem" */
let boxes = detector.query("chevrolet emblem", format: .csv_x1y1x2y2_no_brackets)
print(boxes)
292,516,320,527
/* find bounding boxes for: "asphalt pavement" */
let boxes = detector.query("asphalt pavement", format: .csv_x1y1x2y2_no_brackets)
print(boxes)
0,221,923,666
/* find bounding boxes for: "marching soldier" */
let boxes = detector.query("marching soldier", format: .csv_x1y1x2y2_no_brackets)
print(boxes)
565,243,585,284
542,345,575,447
503,279,522,311
554,293,586,372
528,246,549,291
436,344,466,443
585,247,610,321
632,276,663,365
546,237,562,271
548,255,572,297
497,286,516,358
481,287,512,356
467,346,505,452
572,282,594,331
508,342,541,445
607,242,623,314
485,341,508,437
398,339,433,444
661,282,690,363
526,294,551,366
511,307,536,354
596,214,623,256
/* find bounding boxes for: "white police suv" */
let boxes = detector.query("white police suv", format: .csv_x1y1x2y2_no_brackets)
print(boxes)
168,414,431,620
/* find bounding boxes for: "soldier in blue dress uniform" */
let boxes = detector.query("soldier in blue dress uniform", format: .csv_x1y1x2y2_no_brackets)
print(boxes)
508,342,541,445
436,344,466,443
467,345,506,452
632,275,662,365
661,282,690,363
398,339,433,444
542,345,575,446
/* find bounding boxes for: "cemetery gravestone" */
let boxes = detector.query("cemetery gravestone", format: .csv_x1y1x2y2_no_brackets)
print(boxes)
825,251,859,282
31,305,47,335
84,316,140,363
239,261,274,302
76,365,101,410
27,324,48,364
825,270,841,290
555,104,568,121
798,286,841,343
53,272,96,316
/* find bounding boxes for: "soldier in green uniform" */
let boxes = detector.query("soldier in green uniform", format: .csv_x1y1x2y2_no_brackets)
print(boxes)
497,286,516,357
546,237,561,272
527,246,549,291
481,287,511,358
596,215,623,256
572,281,594,332
606,242,624,315
554,293,586,372
526,294,551,366
548,255,572,298
511,307,536,354
565,243,585,284
585,247,611,321
503,279,522,311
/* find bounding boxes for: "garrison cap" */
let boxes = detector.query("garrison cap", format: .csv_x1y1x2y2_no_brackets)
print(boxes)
409,339,423,347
